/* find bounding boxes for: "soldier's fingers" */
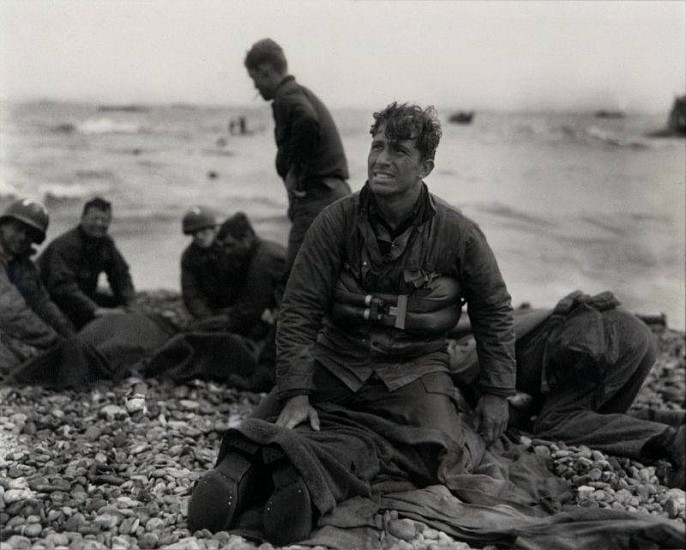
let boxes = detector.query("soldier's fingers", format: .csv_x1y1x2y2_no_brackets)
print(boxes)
310,410,320,431
483,418,496,446
285,415,305,430
275,413,289,427
472,411,482,433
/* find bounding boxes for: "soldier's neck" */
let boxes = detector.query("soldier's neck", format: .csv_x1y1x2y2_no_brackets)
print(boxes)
375,188,421,230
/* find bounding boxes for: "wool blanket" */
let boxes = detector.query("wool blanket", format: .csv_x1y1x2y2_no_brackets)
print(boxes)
218,404,685,549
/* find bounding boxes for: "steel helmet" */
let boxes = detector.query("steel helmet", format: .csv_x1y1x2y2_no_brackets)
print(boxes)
182,206,217,235
0,198,50,244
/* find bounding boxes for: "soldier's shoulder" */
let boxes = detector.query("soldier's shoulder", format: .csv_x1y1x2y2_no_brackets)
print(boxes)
430,194,474,226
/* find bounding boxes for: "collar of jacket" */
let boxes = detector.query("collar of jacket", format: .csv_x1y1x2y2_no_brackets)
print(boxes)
0,245,36,269
191,240,221,256
272,75,297,100
77,225,112,245
360,181,436,229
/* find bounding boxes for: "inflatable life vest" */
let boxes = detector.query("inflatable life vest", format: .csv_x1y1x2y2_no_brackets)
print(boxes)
331,271,463,335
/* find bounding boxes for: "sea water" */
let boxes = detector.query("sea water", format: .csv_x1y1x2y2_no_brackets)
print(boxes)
1,101,684,329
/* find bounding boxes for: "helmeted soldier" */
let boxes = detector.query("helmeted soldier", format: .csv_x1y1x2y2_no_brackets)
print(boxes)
180,206,223,319
144,211,285,391
180,208,286,337
0,199,74,368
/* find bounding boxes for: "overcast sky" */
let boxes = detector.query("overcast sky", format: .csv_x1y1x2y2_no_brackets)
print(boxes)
1,0,684,111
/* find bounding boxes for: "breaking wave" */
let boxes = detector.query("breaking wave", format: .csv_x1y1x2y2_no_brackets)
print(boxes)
78,118,147,135
51,118,148,135
585,126,651,149
474,202,555,227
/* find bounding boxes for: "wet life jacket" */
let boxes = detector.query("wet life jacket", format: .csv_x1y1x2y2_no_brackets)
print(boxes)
331,272,463,335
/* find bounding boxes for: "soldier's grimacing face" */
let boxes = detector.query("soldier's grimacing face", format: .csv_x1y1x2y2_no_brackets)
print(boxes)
367,125,433,200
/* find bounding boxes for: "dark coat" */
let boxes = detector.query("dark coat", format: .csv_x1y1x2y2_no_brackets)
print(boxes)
183,238,287,338
7,255,74,338
0,255,66,356
180,242,233,319
272,76,349,195
276,183,516,399
38,226,135,326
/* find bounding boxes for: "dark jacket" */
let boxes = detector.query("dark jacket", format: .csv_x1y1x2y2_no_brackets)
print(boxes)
537,290,622,393
0,255,63,354
451,291,627,398
38,226,135,325
8,254,74,338
181,242,234,319
184,238,287,338
272,76,349,197
276,183,516,399
224,239,286,336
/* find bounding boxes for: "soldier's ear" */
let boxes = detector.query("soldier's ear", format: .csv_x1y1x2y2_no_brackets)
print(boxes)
419,158,434,179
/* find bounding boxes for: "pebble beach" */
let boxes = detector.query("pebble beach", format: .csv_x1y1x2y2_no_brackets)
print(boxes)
0,291,684,550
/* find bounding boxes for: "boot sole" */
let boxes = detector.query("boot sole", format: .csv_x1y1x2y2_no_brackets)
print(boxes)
264,463,312,545
187,452,253,533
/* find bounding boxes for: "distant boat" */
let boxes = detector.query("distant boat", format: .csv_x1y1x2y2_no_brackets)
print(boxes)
449,111,475,124
645,95,686,138
594,110,625,119
667,95,686,136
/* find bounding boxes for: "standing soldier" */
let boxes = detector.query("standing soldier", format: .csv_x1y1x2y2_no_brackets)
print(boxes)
244,38,351,271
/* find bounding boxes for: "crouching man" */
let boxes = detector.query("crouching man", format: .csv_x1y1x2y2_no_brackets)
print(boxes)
179,206,222,319
187,102,516,544
143,211,286,390
449,291,684,488
0,199,74,369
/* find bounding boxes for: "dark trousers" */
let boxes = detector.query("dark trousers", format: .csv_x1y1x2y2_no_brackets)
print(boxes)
520,308,668,458
256,366,461,432
312,368,463,439
253,364,478,480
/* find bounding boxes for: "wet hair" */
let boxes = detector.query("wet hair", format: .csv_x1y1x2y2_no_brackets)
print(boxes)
244,38,288,73
218,212,256,241
82,197,112,216
369,102,442,161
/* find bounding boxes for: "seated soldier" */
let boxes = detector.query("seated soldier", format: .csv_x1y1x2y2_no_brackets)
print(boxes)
38,197,135,329
183,212,286,338
143,212,286,390
0,199,74,369
448,291,684,488
179,206,222,319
